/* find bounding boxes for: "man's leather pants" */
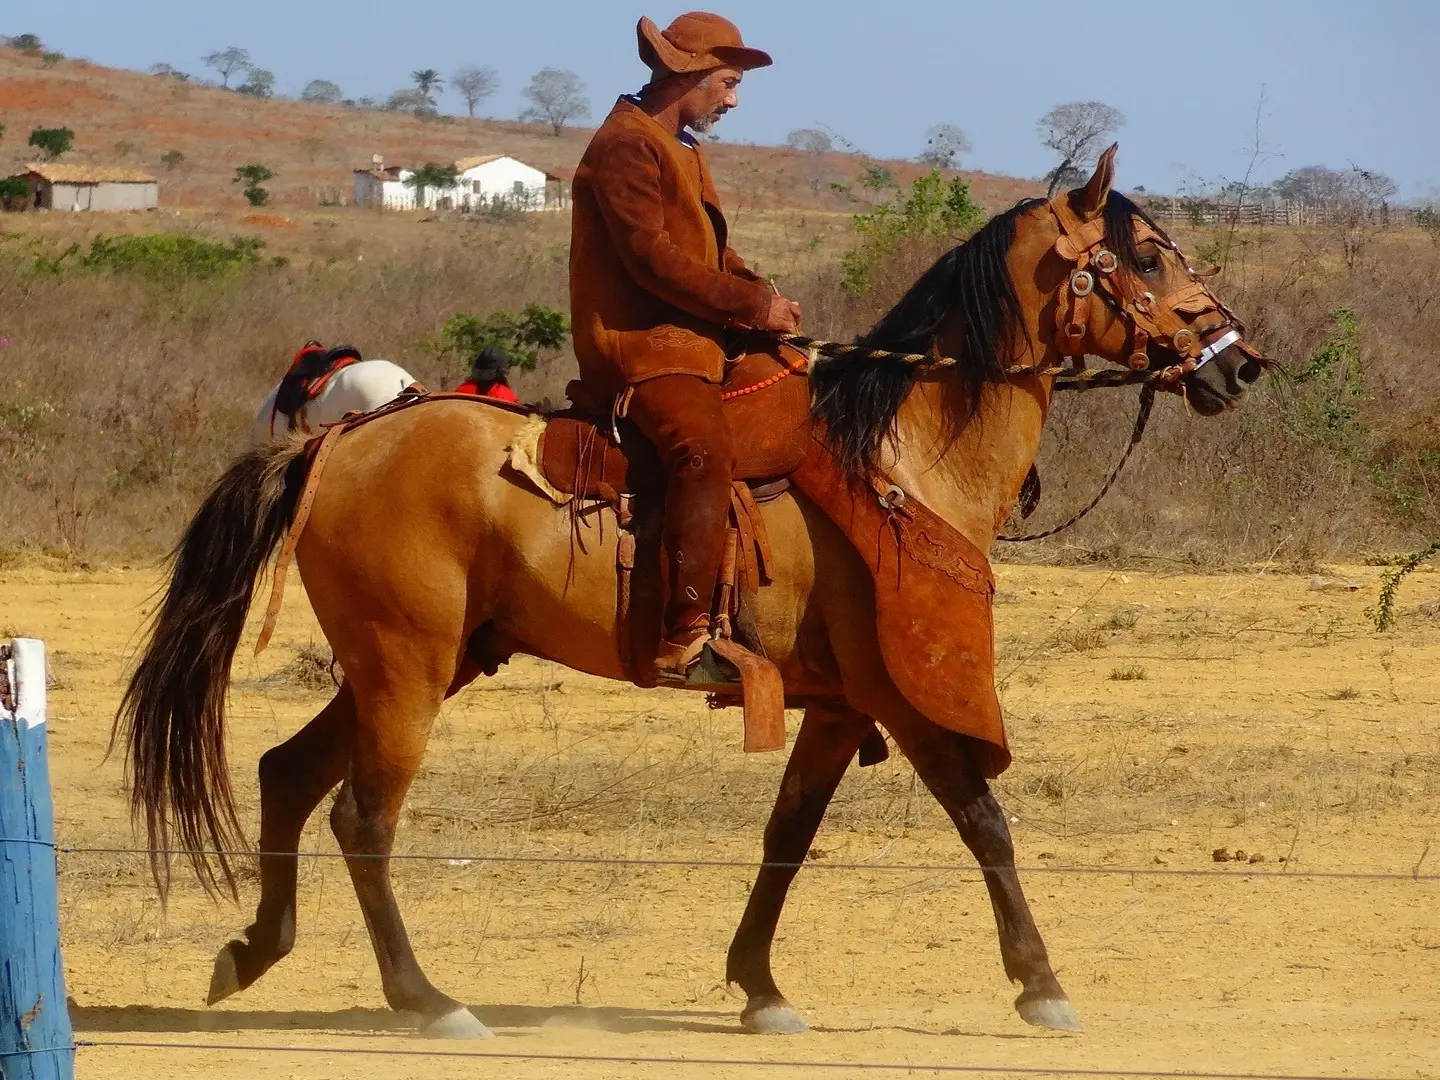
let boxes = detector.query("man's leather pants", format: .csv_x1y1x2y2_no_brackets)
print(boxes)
625,374,733,648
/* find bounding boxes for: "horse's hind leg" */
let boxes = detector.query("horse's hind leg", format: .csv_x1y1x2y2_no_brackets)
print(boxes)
883,713,1080,1032
329,673,488,1038
208,684,356,1005
726,702,874,1034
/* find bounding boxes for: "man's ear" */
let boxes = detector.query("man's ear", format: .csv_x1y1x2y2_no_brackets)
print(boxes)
1076,143,1118,220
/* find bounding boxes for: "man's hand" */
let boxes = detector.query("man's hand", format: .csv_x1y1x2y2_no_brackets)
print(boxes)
757,294,802,334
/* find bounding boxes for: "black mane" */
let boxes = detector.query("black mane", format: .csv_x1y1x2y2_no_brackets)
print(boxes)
810,190,1153,478
810,198,1042,478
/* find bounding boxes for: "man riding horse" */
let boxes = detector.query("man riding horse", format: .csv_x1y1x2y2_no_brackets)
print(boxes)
570,11,805,677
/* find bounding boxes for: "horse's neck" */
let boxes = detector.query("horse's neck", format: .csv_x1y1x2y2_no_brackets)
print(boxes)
885,373,1053,553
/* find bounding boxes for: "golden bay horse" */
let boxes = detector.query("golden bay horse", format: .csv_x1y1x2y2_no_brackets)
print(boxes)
116,149,1266,1039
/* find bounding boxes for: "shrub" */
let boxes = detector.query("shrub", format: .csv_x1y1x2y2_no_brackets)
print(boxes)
430,304,569,374
27,127,74,159
160,149,185,170
233,163,273,207
8,33,42,54
0,176,30,211
840,170,984,294
80,234,265,280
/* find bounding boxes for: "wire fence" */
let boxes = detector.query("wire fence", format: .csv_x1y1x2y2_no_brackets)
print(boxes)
16,838,1438,1076
35,841,1439,882
62,1039,1429,1080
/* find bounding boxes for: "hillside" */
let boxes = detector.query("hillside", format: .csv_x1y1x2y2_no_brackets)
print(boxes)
0,46,1042,212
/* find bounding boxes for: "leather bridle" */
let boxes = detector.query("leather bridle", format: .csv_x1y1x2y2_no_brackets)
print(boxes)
1047,192,1266,388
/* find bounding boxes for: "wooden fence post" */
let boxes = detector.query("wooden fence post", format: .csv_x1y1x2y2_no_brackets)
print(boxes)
0,639,75,1080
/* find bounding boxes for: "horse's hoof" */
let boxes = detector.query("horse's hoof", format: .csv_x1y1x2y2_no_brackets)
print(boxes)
741,1000,809,1035
206,942,241,1006
422,1006,494,1040
1015,995,1082,1032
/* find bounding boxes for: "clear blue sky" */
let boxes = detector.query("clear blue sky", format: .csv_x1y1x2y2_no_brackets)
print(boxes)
17,0,1438,198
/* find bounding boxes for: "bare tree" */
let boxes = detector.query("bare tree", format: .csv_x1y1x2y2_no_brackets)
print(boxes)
386,88,437,118
785,128,832,155
149,62,191,81
1271,164,1396,209
1036,100,1125,196
785,128,833,194
203,46,251,89
236,68,275,98
452,65,498,118
520,68,590,136
301,79,343,105
918,123,971,170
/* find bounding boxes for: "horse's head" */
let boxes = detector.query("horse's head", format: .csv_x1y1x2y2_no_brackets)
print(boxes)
1045,144,1268,415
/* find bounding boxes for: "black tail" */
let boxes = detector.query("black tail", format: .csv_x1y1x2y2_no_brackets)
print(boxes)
113,442,311,898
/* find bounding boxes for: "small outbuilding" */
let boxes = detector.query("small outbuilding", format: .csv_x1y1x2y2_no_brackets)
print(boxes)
351,165,414,211
23,163,159,211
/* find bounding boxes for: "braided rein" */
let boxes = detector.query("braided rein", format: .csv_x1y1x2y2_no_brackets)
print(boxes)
773,332,1195,393
767,332,1174,543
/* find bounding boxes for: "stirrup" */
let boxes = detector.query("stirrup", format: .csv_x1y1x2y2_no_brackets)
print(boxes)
656,637,741,689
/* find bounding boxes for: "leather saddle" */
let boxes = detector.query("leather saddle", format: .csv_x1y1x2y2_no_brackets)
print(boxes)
537,350,813,504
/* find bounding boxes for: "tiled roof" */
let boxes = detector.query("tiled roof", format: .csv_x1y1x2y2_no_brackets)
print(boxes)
453,154,506,172
24,162,156,183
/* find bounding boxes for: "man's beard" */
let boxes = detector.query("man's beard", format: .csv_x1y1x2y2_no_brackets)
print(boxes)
689,106,729,134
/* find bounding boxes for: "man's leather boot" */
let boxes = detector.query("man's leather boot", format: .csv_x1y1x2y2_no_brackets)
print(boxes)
653,450,732,676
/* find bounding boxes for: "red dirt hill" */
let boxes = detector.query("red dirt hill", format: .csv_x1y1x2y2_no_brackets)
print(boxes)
0,47,1041,212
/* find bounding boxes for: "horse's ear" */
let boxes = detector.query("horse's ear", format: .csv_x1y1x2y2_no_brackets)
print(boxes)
1077,143,1118,219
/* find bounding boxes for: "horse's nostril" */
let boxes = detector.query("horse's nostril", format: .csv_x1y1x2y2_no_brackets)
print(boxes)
1239,359,1262,384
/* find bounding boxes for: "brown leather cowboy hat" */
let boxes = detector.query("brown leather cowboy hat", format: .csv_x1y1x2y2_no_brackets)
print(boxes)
637,12,772,75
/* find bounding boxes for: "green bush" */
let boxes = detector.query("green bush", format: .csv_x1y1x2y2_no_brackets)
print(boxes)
429,303,570,373
233,163,273,207
0,175,29,211
840,170,985,294
27,127,74,159
80,234,265,279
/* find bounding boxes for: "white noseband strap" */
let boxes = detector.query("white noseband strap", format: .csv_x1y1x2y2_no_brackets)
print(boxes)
1192,328,1241,372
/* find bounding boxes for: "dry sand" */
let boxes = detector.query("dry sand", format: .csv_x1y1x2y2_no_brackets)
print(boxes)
4,560,1437,1078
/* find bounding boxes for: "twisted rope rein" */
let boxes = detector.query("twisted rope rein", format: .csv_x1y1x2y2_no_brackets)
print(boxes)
768,333,1172,542
773,332,1187,391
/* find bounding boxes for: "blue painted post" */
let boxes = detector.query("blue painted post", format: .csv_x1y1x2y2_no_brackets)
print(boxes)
0,639,74,1080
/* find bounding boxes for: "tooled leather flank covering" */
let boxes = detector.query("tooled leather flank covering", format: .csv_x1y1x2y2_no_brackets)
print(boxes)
893,503,993,597
790,439,1010,777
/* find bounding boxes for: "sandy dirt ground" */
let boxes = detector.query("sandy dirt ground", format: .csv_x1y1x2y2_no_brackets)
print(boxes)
3,560,1437,1078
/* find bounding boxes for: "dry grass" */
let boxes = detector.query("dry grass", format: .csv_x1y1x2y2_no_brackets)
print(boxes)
284,639,337,692
4,215,1438,563
3,43,1439,563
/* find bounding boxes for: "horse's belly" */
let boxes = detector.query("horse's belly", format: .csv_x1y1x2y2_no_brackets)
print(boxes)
493,488,819,684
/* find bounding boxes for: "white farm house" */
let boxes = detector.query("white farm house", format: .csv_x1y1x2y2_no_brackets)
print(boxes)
353,154,558,211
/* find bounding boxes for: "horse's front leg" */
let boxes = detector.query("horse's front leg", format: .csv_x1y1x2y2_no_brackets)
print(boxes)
883,712,1080,1031
726,702,875,1034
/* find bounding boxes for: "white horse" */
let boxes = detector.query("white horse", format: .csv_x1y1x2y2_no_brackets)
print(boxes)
249,360,420,446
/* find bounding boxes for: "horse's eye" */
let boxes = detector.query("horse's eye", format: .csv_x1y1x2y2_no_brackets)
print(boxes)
1139,255,1161,274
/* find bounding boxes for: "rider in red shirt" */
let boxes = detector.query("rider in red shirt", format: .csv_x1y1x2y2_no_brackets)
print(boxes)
454,345,520,402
